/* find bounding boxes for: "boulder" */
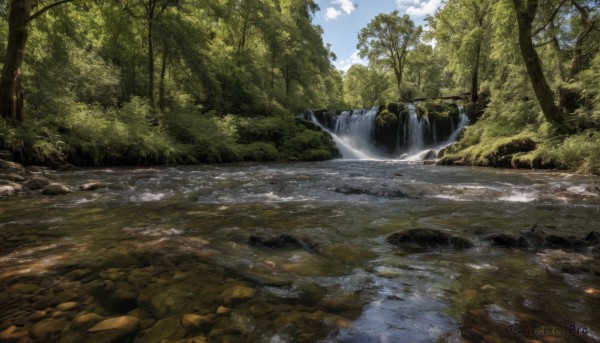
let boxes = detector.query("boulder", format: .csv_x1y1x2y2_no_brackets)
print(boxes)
542,235,588,251
80,182,109,191
24,177,50,190
0,159,26,174
520,224,594,251
0,172,26,182
0,184,19,196
583,231,599,245
519,225,547,248
386,228,473,249
484,233,529,248
42,183,70,195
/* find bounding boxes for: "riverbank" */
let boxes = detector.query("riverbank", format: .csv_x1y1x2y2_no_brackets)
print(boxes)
0,110,339,168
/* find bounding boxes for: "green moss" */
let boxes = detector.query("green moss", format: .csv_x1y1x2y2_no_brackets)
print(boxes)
376,109,398,129
417,100,459,119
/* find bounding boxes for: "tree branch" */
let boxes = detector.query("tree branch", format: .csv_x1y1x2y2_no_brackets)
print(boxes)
28,0,73,22
532,0,567,36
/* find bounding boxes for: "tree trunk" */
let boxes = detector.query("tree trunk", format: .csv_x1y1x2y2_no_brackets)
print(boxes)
512,0,563,124
0,0,32,122
147,18,155,111
158,46,168,112
470,39,481,104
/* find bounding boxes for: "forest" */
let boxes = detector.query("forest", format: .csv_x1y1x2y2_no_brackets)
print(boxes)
1,0,600,173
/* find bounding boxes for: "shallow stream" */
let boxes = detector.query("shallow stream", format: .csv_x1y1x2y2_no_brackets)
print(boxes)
1,161,599,342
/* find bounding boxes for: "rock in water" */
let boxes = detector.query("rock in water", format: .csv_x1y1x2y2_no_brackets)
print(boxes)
248,234,318,252
88,316,140,332
133,318,179,343
41,183,70,195
335,183,418,199
0,159,26,174
220,285,257,304
386,228,473,249
484,233,529,248
80,182,109,191
24,177,50,190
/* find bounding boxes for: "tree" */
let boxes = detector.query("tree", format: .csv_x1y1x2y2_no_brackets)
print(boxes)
0,0,73,122
343,64,391,108
511,0,564,124
357,11,421,100
428,0,494,103
118,0,180,112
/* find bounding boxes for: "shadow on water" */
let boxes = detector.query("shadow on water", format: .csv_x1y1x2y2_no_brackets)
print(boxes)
0,161,599,342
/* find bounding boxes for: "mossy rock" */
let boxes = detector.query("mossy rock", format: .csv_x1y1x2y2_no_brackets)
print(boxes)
417,100,459,119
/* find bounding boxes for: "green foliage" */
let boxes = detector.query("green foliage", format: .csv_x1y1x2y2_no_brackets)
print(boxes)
417,100,459,119
376,110,398,130
357,11,422,99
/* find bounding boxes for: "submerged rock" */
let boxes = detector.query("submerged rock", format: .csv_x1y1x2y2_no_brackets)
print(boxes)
181,314,214,330
248,234,317,252
220,285,257,304
41,183,70,195
386,228,473,249
88,316,140,332
584,231,600,245
31,318,67,338
134,317,179,343
520,224,594,251
543,234,588,251
335,183,418,199
484,233,529,248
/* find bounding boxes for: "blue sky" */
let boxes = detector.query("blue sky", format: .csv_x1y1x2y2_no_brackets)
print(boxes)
313,0,443,72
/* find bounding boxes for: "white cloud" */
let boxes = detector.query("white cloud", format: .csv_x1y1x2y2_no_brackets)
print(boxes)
396,0,442,17
333,0,355,15
337,50,367,72
325,7,343,21
324,0,356,21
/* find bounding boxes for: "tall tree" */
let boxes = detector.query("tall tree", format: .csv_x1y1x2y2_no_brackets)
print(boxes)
0,0,73,122
118,0,179,111
357,11,421,100
428,0,494,103
511,0,564,124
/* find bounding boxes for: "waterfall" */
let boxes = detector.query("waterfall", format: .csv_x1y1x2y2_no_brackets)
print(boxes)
402,104,430,154
446,105,470,144
304,103,470,161
309,112,374,160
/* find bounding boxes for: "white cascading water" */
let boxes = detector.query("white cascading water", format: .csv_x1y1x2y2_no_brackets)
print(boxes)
310,113,374,160
446,105,470,144
308,104,469,161
403,103,430,154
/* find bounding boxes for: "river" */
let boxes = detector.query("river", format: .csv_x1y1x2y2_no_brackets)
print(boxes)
1,161,599,342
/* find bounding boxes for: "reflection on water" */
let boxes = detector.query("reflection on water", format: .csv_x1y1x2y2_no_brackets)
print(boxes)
0,161,599,342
